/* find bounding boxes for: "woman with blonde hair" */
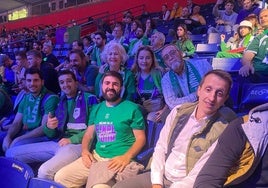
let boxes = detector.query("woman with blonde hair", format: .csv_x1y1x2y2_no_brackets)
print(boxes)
94,42,136,101
132,46,168,122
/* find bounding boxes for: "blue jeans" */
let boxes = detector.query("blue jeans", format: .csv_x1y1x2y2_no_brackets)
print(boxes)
6,141,82,180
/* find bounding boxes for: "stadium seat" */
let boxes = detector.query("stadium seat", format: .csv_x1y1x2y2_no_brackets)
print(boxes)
211,58,242,72
208,33,221,44
52,50,62,57
62,43,71,50
189,34,208,45
195,43,219,61
19,47,26,52
0,157,34,188
28,178,66,188
54,44,62,50
239,83,268,114
136,120,164,167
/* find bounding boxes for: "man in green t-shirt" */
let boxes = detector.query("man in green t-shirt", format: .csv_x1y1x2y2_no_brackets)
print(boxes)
1,67,59,153
5,70,98,180
54,71,146,188
239,9,268,82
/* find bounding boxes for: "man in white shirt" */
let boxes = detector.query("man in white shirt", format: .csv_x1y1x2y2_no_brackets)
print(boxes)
113,69,237,188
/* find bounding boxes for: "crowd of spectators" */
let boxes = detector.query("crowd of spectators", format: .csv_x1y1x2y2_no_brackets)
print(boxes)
0,0,268,187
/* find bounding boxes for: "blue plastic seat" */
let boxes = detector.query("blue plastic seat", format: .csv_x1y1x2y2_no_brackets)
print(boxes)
195,43,219,57
211,58,242,72
208,33,221,44
239,83,268,114
136,120,164,167
189,34,208,45
0,157,34,188
28,178,66,188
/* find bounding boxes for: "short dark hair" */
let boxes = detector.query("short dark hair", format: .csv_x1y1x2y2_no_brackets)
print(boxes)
82,36,91,42
102,71,123,87
25,67,44,80
26,49,42,59
224,0,235,5
73,40,83,48
199,69,233,95
58,69,77,81
15,51,27,59
94,30,107,41
69,49,86,60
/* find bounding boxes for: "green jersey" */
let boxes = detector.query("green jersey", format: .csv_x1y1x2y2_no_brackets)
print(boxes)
18,87,59,130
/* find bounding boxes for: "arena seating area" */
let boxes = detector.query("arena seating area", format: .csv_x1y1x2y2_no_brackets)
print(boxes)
1,0,268,187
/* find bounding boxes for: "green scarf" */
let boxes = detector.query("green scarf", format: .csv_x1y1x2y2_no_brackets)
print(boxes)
242,34,252,47
169,62,201,98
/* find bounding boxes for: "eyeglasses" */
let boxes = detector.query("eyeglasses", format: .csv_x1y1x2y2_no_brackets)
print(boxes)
163,49,177,62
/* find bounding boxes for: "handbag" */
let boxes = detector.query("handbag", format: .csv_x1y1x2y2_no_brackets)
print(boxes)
142,96,165,113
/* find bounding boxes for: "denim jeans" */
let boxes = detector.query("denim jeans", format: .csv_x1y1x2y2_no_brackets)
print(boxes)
6,140,81,180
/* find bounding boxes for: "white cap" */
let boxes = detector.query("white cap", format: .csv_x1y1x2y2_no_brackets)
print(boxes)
239,20,253,30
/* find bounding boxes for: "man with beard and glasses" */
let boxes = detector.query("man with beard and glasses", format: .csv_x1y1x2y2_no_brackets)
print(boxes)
1,67,59,154
54,71,146,188
161,44,212,110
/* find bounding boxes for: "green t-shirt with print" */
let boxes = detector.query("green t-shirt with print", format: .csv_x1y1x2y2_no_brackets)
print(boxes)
18,87,59,130
88,100,145,158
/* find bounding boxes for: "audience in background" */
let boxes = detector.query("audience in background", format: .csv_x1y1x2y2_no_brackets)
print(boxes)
26,49,60,94
82,35,94,60
12,51,28,94
0,54,15,95
127,19,142,43
245,13,262,35
144,18,158,40
235,0,261,24
239,9,268,83
186,0,197,14
190,5,207,34
122,13,133,40
42,43,60,68
91,31,107,67
176,7,204,34
217,20,254,58
169,2,182,20
161,4,170,21
109,22,129,51
150,31,166,69
127,25,150,69
175,24,195,58
69,49,98,94
208,0,238,35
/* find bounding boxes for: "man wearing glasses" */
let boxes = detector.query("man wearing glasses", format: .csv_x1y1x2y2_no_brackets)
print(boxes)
160,44,212,109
